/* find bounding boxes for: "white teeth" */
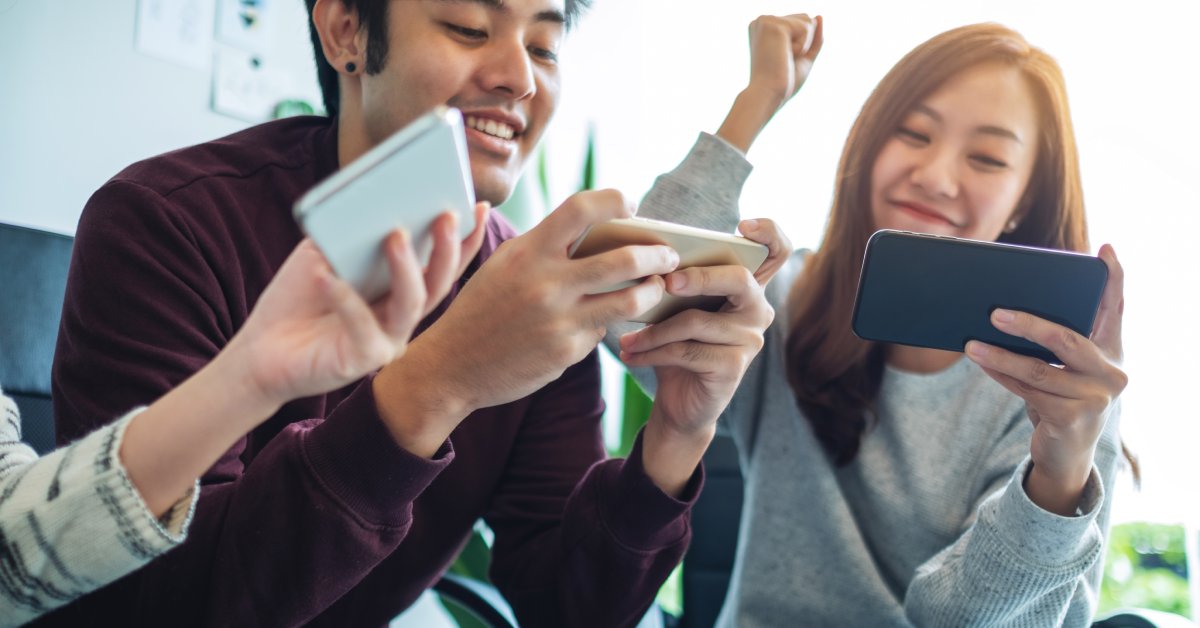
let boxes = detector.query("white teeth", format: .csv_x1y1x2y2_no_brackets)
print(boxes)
466,115,515,140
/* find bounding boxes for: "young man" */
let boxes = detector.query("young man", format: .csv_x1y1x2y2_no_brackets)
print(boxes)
43,0,778,625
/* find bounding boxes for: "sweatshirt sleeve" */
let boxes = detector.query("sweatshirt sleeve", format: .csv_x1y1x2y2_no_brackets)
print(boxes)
482,350,702,627
44,180,453,626
905,402,1124,627
0,399,196,626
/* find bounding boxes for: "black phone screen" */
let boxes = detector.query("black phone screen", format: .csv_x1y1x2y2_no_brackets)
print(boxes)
851,230,1107,363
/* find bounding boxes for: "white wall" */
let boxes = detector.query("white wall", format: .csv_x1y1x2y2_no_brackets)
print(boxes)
3,0,1198,524
0,0,319,234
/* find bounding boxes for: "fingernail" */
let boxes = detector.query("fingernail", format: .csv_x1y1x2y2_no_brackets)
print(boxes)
966,341,989,358
670,273,687,291
993,309,1015,324
742,219,760,231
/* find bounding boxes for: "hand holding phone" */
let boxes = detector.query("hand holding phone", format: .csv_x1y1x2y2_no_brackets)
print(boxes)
569,217,769,323
851,230,1107,363
294,106,476,302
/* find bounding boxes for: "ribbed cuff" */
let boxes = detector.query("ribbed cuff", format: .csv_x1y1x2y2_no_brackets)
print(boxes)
101,409,196,549
639,133,754,234
303,374,454,528
597,428,703,552
986,457,1105,568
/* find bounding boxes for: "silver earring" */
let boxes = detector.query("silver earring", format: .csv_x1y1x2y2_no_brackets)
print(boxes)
1004,219,1019,234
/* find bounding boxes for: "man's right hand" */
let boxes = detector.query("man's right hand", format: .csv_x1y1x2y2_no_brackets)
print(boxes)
372,189,681,457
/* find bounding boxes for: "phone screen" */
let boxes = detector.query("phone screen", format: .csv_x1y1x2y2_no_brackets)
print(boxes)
851,230,1107,363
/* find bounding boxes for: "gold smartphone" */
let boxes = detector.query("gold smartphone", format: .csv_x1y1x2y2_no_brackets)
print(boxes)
569,217,769,324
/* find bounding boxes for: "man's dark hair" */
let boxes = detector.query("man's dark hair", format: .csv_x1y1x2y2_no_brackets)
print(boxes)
304,0,592,117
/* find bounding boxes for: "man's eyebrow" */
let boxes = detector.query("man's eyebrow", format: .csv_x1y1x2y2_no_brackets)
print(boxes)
913,103,1022,144
433,0,566,25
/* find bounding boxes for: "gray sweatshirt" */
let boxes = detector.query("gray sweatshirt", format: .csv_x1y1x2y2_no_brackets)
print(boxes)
625,133,1121,627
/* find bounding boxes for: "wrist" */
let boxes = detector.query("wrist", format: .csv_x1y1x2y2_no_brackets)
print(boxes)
1024,462,1091,516
715,86,784,154
640,412,716,499
203,343,284,425
372,344,472,458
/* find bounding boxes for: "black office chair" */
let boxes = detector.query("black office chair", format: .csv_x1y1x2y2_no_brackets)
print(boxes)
678,426,742,628
434,573,517,627
0,221,73,455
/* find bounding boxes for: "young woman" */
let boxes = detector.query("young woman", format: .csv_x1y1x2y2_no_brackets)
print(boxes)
0,208,485,625
619,16,1129,626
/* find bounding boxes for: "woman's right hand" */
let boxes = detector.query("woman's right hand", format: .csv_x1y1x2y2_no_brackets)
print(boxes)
229,205,488,410
717,14,824,153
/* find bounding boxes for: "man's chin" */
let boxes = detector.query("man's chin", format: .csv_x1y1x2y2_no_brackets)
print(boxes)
471,174,518,209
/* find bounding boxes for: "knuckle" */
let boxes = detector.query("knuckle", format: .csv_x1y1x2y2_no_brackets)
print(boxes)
681,342,708,363
1028,360,1052,384
576,257,611,286
598,188,631,217
735,266,756,287
616,290,644,319
616,247,643,273
525,283,559,309
1108,366,1129,394
695,267,713,293
702,313,730,336
1057,329,1081,353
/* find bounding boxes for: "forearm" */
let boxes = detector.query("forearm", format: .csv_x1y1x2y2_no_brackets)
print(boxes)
641,410,714,498
119,345,280,517
0,414,193,624
371,340,472,458
715,85,785,154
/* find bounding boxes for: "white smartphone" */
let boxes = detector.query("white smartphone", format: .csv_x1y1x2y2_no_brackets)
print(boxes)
294,106,476,302
569,217,769,324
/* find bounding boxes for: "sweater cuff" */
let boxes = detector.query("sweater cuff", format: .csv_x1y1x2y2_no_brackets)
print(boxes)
598,428,702,552
683,132,754,209
987,456,1105,567
640,133,754,234
303,373,454,528
101,409,197,549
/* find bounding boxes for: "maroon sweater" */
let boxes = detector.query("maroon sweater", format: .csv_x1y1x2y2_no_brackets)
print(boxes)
44,117,699,627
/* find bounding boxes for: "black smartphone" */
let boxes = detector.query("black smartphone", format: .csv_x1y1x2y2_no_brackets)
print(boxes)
851,230,1108,364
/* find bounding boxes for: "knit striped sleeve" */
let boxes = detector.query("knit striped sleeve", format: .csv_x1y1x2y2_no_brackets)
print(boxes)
0,403,198,625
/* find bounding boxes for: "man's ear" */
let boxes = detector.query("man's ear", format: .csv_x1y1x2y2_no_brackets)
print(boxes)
312,0,365,73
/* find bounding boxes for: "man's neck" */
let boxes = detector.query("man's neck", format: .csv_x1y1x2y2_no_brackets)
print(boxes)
336,107,372,169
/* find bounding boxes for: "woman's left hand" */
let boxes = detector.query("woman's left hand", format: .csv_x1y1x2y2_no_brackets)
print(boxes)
965,244,1127,515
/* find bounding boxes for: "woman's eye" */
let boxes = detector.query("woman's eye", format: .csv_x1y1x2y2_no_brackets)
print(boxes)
529,46,559,63
897,127,930,144
971,154,1009,169
445,23,487,40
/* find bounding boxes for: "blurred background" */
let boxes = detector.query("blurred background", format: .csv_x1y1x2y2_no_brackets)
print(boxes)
2,0,1197,622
